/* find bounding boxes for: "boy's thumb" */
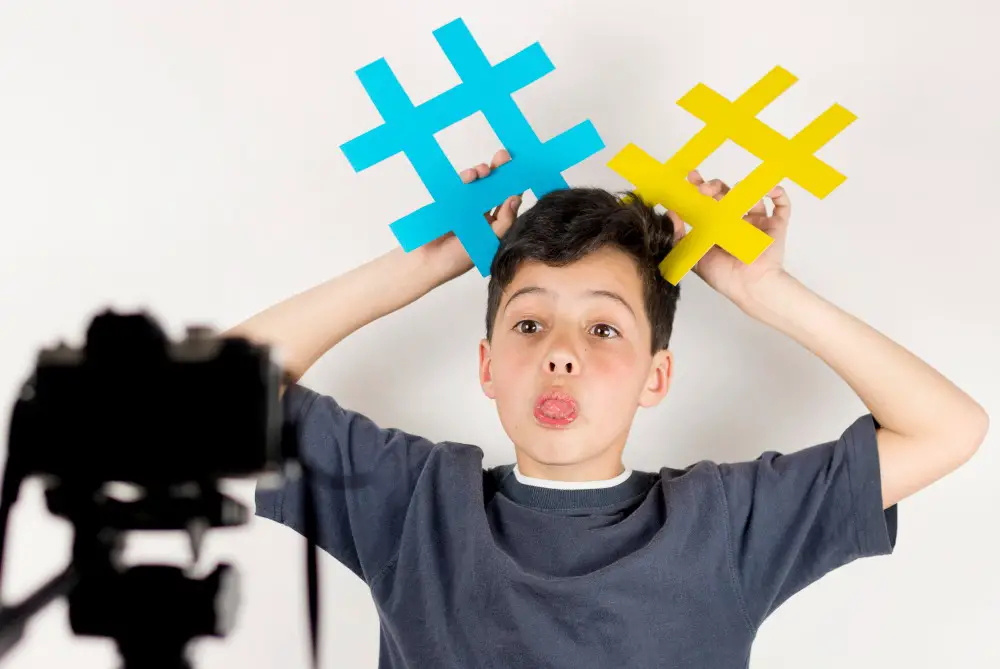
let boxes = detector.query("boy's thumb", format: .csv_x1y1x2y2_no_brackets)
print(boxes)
492,195,521,237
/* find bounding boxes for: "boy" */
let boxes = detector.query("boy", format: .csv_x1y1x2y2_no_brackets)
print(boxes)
234,149,988,667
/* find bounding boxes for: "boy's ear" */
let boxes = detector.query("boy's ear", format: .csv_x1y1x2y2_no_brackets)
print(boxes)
638,349,672,408
478,338,496,399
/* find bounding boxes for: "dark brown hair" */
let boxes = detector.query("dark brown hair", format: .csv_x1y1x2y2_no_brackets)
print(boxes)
485,188,681,354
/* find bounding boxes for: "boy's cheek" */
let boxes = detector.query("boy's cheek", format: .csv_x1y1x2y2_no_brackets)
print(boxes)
583,358,649,405
586,349,640,379
492,350,539,380
487,361,536,407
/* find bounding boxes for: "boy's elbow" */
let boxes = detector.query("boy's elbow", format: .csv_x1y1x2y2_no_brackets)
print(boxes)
972,404,989,448
957,403,989,461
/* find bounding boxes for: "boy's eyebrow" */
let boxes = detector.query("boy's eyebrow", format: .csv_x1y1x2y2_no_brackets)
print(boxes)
502,286,637,319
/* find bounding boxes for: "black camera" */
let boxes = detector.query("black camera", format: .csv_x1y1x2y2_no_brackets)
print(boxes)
12,310,285,486
0,309,323,669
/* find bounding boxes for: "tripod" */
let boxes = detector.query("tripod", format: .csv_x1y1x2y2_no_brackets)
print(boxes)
1,479,244,669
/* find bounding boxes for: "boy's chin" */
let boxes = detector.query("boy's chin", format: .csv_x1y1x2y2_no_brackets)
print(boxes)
518,433,599,466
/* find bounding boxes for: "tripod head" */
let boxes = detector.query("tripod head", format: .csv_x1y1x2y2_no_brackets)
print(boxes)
0,309,322,669
46,478,244,669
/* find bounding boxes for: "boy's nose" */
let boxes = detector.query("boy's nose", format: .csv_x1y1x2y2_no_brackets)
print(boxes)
545,353,578,375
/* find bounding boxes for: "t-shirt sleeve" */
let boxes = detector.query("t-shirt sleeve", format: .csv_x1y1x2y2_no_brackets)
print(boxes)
254,382,437,585
715,413,898,630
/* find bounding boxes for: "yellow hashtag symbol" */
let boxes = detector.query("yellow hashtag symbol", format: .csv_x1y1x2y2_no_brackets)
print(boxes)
608,66,857,285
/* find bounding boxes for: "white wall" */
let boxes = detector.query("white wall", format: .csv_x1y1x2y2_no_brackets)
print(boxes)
1,1,997,667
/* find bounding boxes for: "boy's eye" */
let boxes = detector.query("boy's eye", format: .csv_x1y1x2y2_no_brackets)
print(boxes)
590,323,621,339
514,319,541,335
513,320,620,339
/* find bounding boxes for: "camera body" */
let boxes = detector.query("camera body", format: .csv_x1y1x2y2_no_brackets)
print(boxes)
11,310,286,487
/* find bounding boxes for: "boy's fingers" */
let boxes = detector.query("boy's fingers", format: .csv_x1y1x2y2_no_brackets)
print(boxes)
706,178,730,194
491,194,522,237
465,151,510,185
467,147,516,224
687,170,705,187
768,186,791,224
666,210,687,242
698,179,730,201
491,149,511,168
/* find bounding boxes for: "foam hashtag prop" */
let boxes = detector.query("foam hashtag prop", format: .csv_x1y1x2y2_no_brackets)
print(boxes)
608,66,856,285
340,18,605,277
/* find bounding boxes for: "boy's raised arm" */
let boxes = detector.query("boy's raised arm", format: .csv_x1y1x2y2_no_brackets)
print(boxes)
224,245,452,385
223,150,521,386
672,173,988,508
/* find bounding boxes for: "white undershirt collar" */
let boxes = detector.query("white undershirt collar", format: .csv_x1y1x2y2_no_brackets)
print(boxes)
512,464,633,490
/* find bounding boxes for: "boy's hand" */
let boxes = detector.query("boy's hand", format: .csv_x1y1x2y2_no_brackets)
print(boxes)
666,170,791,306
416,149,523,281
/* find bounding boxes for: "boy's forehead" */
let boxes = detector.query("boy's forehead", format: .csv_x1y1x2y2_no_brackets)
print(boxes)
504,249,644,306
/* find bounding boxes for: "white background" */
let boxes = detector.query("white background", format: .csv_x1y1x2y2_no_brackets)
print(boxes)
1,1,998,667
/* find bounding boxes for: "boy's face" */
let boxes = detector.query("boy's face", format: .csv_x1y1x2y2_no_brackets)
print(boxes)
479,247,673,480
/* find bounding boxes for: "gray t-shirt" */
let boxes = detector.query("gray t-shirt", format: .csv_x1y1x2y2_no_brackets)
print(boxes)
255,383,898,668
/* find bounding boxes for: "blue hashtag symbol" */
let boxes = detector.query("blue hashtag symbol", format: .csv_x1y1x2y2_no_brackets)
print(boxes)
339,18,606,276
